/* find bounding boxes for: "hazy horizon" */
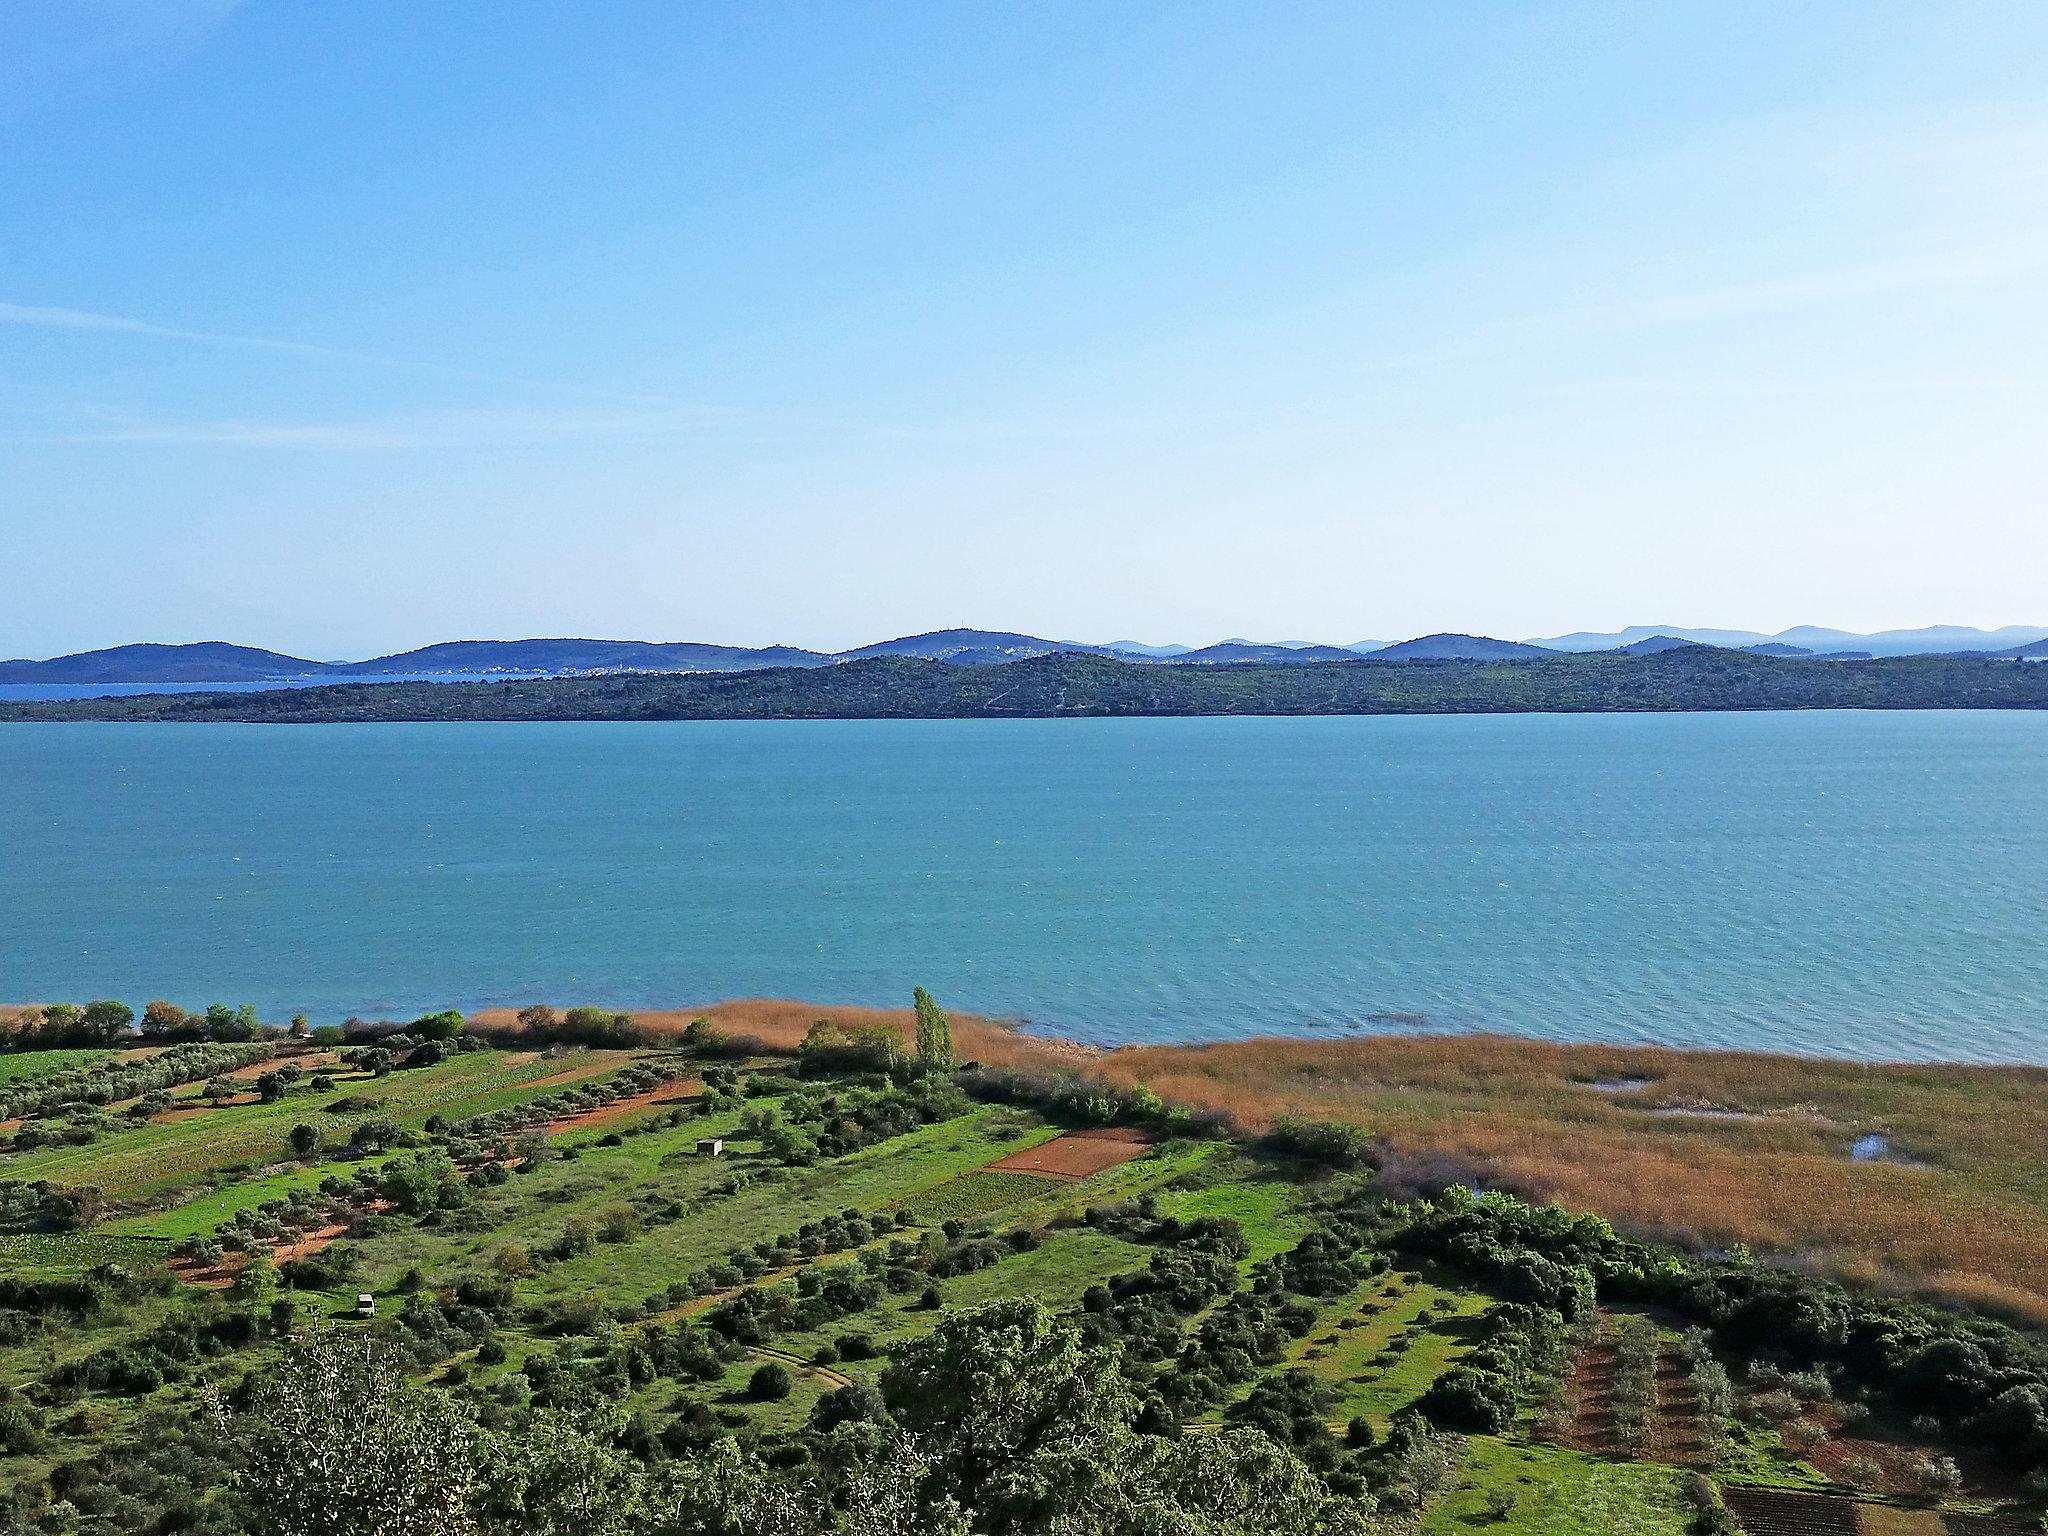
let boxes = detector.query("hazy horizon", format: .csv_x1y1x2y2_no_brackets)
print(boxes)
6,3,2047,658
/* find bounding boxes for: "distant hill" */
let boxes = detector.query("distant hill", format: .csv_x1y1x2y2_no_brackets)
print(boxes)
1743,642,1816,657
1533,625,1771,652
1371,633,1554,660
0,642,340,684
1165,642,1365,666
1997,638,2048,659
1536,624,2048,657
1099,640,1193,658
12,622,2046,687
1773,624,2048,656
1613,635,1702,655
0,637,828,685
16,647,2046,724
833,629,1112,664
334,639,827,675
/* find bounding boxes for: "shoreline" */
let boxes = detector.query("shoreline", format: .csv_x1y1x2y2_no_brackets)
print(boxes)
11,997,2048,1317
19,996,2048,1074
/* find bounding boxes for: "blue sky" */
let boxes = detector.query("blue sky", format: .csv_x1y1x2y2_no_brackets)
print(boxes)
4,2,2045,658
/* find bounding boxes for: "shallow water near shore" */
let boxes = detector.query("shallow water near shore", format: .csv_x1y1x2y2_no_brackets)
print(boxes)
1,711,2044,1062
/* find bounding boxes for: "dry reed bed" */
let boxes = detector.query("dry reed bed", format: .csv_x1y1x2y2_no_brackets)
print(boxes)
1087,1034,2048,1321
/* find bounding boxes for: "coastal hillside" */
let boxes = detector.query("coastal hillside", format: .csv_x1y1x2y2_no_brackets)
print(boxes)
7,647,2046,722
2,995,2045,1534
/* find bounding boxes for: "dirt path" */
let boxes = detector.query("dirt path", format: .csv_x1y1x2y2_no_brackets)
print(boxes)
748,1344,852,1390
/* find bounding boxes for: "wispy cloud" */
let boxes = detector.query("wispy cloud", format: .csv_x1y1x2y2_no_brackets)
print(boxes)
0,1,244,120
22,401,852,452
0,298,641,398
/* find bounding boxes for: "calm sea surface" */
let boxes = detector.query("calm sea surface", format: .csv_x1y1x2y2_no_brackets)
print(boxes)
1,714,2043,1062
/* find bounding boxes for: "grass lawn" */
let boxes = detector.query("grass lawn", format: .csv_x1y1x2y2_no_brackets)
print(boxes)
1420,1436,1693,1535
0,1048,115,1086
1262,1262,1495,1427
1149,1160,1310,1267
0,1230,171,1274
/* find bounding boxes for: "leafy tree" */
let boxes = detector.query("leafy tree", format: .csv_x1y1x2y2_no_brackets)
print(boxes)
882,1299,1132,1522
380,1149,457,1215
204,1002,259,1041
414,1010,465,1042
288,1123,325,1159
476,1404,649,1536
81,999,135,1042
231,1251,278,1307
912,987,955,1075
230,1329,481,1536
140,999,190,1039
41,1003,85,1039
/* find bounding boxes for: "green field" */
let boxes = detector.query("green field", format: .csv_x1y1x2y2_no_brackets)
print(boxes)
1,1032,2038,1536
4,1047,627,1196
0,1048,116,1087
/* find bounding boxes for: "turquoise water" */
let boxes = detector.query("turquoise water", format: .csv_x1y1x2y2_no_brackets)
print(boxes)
1,713,2043,1062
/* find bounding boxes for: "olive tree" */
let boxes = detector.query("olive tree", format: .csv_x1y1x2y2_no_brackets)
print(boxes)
231,1330,481,1536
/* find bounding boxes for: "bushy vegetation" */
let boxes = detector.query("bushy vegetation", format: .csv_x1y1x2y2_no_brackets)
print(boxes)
2,1012,2041,1536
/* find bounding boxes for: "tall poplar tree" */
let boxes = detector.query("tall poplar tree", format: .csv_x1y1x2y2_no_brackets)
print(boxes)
912,987,955,1074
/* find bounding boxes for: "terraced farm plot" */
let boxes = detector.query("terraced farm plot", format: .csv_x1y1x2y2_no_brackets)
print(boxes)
1722,1487,1862,1536
2,1049,629,1196
108,1159,394,1240
1271,1266,1495,1426
1552,1313,1705,1464
527,1111,1041,1300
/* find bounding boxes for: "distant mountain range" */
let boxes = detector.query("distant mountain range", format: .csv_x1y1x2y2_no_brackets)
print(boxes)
1529,624,2048,657
4,623,2044,686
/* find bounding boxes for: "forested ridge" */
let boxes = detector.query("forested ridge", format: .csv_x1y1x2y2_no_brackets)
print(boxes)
6,649,2047,723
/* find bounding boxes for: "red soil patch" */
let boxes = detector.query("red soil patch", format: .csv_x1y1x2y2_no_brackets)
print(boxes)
543,1076,698,1137
1721,1487,1862,1536
1550,1316,1700,1464
986,1126,1152,1180
1650,1344,1703,1464
1557,1331,1622,1454
1802,1405,2024,1504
